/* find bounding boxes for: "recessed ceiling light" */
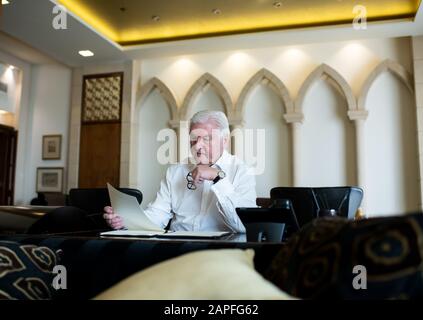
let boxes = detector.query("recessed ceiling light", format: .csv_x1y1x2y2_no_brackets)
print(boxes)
78,50,94,57
212,8,221,15
152,15,160,22
1,0,10,5
273,1,282,8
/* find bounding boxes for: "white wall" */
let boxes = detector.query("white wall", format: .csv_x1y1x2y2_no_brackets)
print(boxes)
365,72,419,216
137,89,171,208
188,85,225,120
24,64,71,203
0,48,72,204
140,38,412,100
135,37,420,217
298,79,356,187
0,61,22,127
243,84,291,196
0,49,31,205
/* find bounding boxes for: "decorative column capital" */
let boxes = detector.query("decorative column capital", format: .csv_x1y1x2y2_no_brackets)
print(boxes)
284,112,304,124
348,110,369,121
229,117,245,128
168,119,180,129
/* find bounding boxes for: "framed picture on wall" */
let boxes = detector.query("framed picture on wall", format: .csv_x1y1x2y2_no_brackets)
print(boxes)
36,167,63,193
42,135,62,160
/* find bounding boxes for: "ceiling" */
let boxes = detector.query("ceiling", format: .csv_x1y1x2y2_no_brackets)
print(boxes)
57,0,422,46
1,0,423,67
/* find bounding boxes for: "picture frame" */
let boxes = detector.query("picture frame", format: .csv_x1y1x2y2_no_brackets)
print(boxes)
36,167,63,193
42,135,62,160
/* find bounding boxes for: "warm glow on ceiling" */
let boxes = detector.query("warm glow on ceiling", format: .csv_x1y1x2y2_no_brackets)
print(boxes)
58,0,422,46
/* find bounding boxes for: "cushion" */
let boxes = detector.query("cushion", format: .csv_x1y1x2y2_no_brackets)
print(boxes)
0,240,59,300
265,213,423,299
94,248,293,300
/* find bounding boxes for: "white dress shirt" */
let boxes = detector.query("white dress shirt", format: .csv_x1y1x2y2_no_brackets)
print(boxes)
142,150,257,233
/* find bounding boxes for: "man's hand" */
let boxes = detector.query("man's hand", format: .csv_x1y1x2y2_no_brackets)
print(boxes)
190,165,218,187
103,206,125,230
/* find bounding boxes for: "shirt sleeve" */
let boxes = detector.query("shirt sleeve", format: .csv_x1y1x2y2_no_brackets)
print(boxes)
210,164,257,233
142,166,174,229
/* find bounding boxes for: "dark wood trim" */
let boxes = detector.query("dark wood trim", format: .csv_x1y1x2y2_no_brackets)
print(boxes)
80,120,121,126
0,124,17,205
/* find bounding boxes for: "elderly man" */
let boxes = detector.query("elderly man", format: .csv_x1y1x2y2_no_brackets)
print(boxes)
103,110,256,233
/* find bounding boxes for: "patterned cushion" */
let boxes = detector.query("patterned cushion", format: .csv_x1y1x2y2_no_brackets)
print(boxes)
265,213,423,299
0,241,59,300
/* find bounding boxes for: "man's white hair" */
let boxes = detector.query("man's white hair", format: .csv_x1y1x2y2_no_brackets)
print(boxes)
190,110,230,137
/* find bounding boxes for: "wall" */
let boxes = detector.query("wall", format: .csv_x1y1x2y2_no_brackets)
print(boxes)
0,48,72,204
24,64,71,203
132,37,420,217
0,61,21,128
413,36,423,210
0,49,31,205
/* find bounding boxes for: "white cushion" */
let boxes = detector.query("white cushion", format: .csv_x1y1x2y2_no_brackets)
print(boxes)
94,248,293,300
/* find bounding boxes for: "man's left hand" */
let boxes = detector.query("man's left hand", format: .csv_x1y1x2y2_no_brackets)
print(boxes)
191,165,218,186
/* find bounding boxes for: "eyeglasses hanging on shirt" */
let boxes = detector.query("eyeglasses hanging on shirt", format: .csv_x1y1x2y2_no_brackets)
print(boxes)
186,171,196,190
186,164,221,190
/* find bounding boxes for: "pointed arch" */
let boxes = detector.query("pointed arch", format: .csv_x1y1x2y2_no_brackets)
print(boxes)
358,59,414,110
235,68,293,119
180,73,233,120
295,64,356,113
138,77,179,123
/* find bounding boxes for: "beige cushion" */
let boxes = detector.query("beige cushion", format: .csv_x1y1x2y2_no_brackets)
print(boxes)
94,248,293,300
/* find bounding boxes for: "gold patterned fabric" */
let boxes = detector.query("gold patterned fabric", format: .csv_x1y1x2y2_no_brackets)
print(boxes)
82,74,122,122
265,213,423,299
0,241,58,300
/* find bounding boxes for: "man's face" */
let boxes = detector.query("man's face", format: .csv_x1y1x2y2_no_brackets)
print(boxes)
190,121,228,165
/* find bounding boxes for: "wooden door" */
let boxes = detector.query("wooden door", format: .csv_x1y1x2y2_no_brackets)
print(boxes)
78,72,123,188
0,124,17,205
79,123,121,188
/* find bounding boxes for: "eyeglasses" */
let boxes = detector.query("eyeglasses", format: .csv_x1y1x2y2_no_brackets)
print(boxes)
189,135,212,144
186,172,196,190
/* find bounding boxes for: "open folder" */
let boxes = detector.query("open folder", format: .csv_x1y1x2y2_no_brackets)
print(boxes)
100,184,230,239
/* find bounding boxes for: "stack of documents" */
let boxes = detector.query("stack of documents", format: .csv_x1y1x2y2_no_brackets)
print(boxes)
100,184,230,239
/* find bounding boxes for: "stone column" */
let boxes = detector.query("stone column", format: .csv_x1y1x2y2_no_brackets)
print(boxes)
229,118,244,158
413,36,423,210
284,113,304,187
348,110,369,210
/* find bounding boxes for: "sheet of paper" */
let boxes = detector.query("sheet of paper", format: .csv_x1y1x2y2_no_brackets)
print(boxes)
158,231,231,238
107,183,164,232
99,229,231,239
100,230,163,237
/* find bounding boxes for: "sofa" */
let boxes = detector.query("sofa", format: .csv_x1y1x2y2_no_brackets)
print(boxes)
1,212,423,300
0,233,284,300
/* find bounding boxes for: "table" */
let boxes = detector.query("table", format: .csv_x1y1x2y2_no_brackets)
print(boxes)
22,229,284,244
0,205,59,233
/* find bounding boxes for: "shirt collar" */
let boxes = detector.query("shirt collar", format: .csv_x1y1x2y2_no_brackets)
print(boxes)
213,149,230,171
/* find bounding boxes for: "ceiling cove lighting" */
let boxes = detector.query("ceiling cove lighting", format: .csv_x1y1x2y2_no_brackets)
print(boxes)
78,50,94,57
58,0,422,46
